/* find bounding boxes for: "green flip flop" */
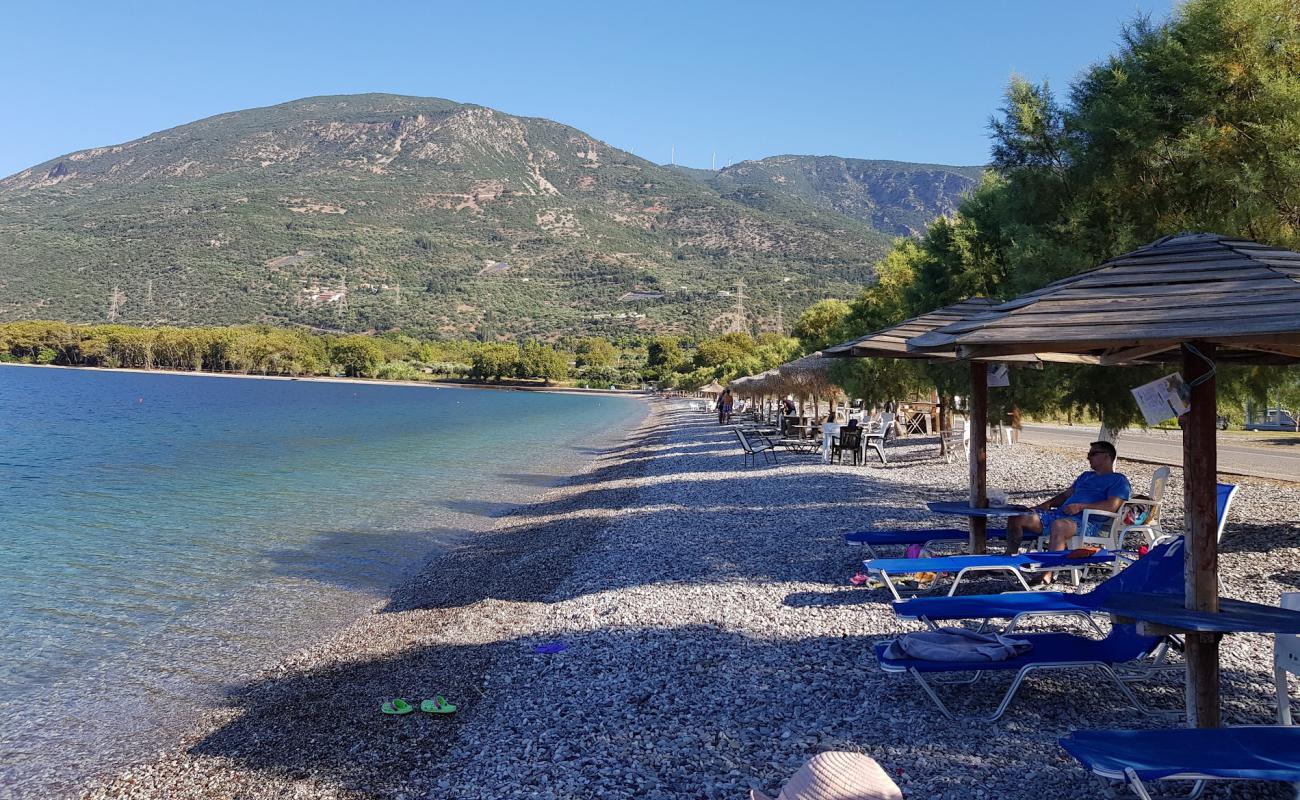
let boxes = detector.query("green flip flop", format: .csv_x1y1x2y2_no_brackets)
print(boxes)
421,695,457,714
381,698,414,715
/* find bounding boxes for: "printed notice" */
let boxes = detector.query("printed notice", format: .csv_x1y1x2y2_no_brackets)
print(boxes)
1131,372,1191,426
987,363,1010,388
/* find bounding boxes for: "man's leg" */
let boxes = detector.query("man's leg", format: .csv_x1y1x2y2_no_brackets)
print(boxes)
1040,518,1079,585
1047,518,1078,551
1005,513,1043,555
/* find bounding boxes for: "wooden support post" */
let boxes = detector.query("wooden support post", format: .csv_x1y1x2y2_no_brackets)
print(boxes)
969,361,988,553
1182,341,1220,728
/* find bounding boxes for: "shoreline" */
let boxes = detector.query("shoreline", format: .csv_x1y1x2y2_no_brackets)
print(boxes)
0,361,647,398
78,399,663,800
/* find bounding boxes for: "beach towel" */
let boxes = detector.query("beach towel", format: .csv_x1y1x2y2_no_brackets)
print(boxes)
882,627,1032,662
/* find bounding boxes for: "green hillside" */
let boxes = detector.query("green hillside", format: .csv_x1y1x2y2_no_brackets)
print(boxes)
0,94,972,337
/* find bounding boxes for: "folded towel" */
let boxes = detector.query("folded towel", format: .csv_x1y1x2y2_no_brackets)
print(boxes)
882,627,1032,662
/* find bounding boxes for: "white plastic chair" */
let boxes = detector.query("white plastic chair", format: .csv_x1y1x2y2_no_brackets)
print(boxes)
820,422,841,463
1278,592,1300,725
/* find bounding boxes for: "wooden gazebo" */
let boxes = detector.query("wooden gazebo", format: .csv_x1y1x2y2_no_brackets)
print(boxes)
909,232,1300,727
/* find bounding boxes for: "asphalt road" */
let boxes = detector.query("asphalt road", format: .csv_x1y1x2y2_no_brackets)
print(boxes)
1017,423,1300,483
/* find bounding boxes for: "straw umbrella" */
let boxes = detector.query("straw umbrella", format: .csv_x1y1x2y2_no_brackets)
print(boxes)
823,298,1087,552
908,232,1300,727
779,352,844,421
699,380,725,396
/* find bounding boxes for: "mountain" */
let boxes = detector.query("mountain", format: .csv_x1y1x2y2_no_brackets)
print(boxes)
671,156,984,237
0,94,978,338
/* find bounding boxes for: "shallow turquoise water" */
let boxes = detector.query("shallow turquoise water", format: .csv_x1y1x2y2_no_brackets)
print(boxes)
0,366,645,796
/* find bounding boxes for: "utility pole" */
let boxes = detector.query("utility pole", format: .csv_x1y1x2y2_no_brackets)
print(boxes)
730,279,747,334
145,279,153,309
339,269,348,318
107,287,126,322
774,302,784,334
712,152,716,171
671,145,675,166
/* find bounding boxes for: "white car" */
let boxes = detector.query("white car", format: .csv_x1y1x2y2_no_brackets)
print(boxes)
1244,408,1299,432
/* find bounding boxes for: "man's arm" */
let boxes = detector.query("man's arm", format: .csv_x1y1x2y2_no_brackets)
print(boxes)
1061,495,1125,516
1035,488,1072,511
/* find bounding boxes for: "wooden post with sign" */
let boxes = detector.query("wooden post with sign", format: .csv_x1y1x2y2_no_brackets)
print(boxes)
968,361,988,553
1182,341,1220,727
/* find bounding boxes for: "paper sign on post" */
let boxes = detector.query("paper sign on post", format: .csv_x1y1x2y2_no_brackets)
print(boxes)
987,363,1010,388
1131,372,1191,426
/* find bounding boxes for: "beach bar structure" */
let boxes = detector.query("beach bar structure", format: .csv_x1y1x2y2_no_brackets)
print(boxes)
907,232,1300,727
822,298,1076,552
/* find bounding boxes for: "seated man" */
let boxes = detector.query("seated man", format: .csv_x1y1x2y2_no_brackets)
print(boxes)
1005,440,1131,563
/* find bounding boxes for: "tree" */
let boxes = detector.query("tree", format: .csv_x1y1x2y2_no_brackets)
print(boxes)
791,299,851,353
330,336,385,378
694,333,755,368
573,337,617,369
517,340,571,385
646,336,687,381
469,342,520,382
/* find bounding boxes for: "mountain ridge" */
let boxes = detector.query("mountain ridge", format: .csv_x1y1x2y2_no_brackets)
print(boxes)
0,94,981,337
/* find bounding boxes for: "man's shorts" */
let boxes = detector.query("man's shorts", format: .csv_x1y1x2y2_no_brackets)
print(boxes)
1037,508,1105,537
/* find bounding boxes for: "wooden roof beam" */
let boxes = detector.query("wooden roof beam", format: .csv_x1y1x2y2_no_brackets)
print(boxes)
1100,343,1178,365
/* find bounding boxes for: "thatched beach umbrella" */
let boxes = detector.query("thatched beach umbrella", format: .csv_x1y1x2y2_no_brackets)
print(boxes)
699,380,725,396
908,232,1300,727
823,298,1080,551
778,351,844,419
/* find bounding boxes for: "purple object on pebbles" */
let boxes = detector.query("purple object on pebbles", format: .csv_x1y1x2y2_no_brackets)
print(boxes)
533,642,567,654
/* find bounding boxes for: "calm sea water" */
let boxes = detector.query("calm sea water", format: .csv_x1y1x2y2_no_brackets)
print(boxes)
0,366,646,797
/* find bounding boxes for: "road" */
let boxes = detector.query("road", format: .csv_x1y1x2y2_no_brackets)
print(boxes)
1017,423,1300,483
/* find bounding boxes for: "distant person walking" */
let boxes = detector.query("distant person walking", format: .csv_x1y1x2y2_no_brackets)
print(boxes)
717,388,733,424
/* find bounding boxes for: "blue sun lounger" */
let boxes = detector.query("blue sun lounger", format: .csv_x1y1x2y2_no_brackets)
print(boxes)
873,623,1174,721
1059,591,1299,799
1060,728,1300,800
864,549,1116,601
844,527,1010,558
893,538,1184,633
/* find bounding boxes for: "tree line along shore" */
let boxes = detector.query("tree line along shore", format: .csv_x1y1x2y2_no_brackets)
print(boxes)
0,320,807,390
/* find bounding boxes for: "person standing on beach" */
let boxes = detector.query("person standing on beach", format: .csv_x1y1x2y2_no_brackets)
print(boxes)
1004,440,1131,580
717,388,733,424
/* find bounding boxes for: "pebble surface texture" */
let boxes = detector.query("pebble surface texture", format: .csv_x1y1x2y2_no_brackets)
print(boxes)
82,401,1300,800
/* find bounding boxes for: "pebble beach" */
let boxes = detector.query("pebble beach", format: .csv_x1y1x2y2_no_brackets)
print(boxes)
82,400,1300,800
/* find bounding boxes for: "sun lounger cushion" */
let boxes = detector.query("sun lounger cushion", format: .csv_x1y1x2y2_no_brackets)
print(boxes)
875,625,1160,674
882,627,1032,662
1061,727,1300,783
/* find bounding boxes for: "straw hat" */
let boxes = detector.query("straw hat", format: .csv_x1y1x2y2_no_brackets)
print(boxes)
750,752,903,800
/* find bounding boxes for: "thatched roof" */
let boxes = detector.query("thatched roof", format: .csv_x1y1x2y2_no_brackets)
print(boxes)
699,381,725,394
909,233,1300,364
777,351,842,396
823,297,1081,363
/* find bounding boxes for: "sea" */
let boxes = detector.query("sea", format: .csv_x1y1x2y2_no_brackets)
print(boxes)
0,365,647,797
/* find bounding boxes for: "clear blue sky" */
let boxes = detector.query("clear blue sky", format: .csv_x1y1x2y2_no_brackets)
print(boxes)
1,0,1174,178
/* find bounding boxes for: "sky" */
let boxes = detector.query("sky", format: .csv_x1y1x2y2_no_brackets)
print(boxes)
1,0,1176,179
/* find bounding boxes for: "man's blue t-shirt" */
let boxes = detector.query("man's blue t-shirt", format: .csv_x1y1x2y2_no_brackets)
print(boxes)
1065,471,1132,508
